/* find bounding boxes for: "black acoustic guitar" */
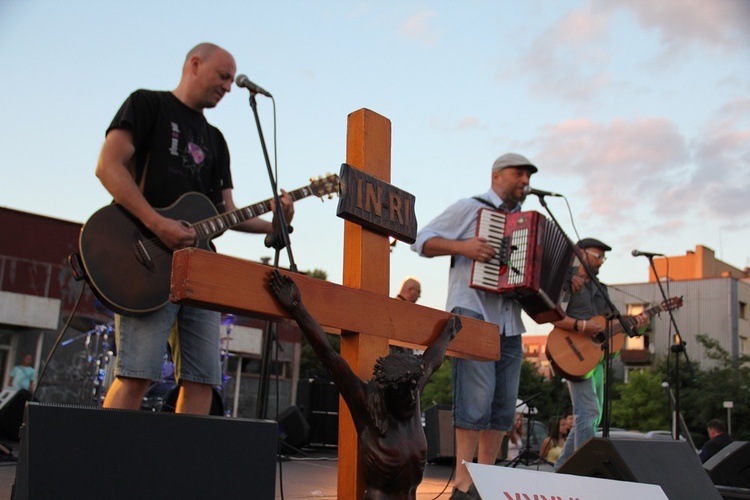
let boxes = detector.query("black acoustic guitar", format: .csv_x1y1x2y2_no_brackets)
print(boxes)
79,174,339,316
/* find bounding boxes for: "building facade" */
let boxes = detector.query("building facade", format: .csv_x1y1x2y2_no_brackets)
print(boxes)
609,245,749,380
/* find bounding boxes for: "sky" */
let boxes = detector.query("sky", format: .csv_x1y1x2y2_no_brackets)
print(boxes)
2,0,749,334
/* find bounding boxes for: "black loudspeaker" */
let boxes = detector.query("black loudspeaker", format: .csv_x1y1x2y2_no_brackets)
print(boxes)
557,438,721,500
277,405,310,452
425,404,453,462
705,441,750,489
13,402,278,499
296,379,339,447
0,388,31,440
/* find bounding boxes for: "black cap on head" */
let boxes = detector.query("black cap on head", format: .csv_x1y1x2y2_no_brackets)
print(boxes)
577,238,612,252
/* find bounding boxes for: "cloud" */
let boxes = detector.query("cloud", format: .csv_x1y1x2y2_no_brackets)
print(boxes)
531,117,690,219
603,0,750,53
502,0,749,102
398,8,439,47
499,4,614,102
689,106,750,219
530,105,750,244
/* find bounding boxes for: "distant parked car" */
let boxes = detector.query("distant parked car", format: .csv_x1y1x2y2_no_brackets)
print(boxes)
645,430,686,441
596,428,647,440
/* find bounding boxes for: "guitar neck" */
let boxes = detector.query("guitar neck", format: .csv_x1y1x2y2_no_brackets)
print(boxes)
610,302,668,336
190,186,313,240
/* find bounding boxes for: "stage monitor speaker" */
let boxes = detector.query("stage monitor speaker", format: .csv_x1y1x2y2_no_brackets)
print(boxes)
0,388,31,440
557,437,721,500
704,441,750,489
277,404,310,452
296,379,338,447
425,404,453,462
13,402,278,500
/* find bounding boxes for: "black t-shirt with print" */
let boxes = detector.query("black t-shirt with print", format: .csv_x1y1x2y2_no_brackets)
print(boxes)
106,89,232,210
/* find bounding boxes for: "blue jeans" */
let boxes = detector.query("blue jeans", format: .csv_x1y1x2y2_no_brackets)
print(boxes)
554,363,604,469
115,303,221,385
451,307,523,431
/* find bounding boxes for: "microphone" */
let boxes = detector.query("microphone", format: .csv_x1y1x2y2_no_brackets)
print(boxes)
631,250,665,258
523,185,563,198
235,74,272,97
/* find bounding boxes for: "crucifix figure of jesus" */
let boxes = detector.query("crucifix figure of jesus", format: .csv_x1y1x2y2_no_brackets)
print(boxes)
269,269,461,499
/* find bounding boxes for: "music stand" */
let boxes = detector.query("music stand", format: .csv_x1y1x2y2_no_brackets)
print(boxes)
506,395,542,467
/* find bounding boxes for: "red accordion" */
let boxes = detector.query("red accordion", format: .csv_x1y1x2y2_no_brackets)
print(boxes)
470,209,574,323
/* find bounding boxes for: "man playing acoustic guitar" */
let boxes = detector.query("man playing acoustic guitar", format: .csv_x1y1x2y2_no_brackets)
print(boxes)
95,43,294,415
551,238,649,469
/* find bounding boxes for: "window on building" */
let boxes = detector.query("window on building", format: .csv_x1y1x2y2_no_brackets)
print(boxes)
626,335,645,350
740,301,748,321
741,336,749,355
624,303,650,351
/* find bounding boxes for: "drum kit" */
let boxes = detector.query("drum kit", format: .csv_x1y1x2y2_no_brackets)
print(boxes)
64,313,234,416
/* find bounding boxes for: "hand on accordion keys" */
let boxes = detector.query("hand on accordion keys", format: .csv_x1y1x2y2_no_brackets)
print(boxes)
466,237,496,263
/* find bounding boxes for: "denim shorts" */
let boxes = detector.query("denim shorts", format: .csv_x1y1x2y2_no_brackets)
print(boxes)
114,303,221,385
451,306,523,431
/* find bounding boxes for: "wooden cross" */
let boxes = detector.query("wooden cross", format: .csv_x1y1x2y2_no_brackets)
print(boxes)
170,108,500,498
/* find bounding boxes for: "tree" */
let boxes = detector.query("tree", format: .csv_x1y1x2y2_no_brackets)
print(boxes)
420,358,452,410
611,370,669,431
681,334,750,442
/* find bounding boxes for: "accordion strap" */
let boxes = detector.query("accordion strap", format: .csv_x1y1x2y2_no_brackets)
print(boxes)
472,196,498,210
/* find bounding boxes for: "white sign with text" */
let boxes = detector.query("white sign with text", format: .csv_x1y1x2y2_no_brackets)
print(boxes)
467,462,668,500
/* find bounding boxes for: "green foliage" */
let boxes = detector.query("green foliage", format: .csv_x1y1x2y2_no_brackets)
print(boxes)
298,333,340,380
306,268,328,280
420,357,453,410
518,361,570,422
680,334,750,441
611,370,669,431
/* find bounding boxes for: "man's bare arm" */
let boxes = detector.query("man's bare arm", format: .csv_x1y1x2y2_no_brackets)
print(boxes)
95,129,196,250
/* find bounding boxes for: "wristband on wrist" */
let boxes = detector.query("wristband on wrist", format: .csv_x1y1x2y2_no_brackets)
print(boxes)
574,319,580,332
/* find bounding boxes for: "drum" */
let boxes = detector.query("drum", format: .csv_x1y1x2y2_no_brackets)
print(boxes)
141,382,224,416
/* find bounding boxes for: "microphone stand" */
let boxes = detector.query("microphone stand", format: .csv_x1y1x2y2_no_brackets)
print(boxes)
534,194,637,438
243,91,296,420
644,256,695,440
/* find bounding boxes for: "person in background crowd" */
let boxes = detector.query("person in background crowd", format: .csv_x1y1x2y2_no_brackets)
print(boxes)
699,419,733,463
396,277,422,303
540,416,569,465
9,354,36,393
